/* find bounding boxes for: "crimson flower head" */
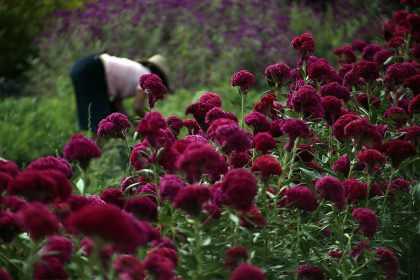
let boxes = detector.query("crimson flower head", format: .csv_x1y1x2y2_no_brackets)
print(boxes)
221,169,258,211
352,40,367,52
344,118,382,149
321,96,343,125
297,264,326,280
230,264,264,280
351,241,371,259
33,257,68,280
352,208,379,238
408,94,420,115
0,210,20,243
344,179,368,204
361,44,382,61
206,107,237,126
231,70,256,94
100,188,125,208
333,154,350,177
292,33,315,58
230,151,252,168
185,101,215,131
252,132,277,153
41,236,74,264
376,247,400,279
373,49,393,66
315,176,346,210
159,174,184,202
124,196,158,222
264,62,290,87
353,60,379,82
63,134,101,169
383,139,417,168
403,75,420,93
253,93,282,119
307,60,338,85
136,112,173,148
0,159,20,177
244,112,271,134
144,253,175,280
224,246,249,268
320,82,350,102
251,155,282,181
26,156,72,178
296,144,315,162
173,185,212,216
130,142,151,171
17,202,59,240
285,186,318,211
0,269,12,280
113,255,145,280
333,45,356,64
214,124,252,154
290,85,324,119
139,73,167,108
97,112,131,139
199,92,223,108
357,149,386,173
355,93,381,110
279,118,312,151
384,62,417,86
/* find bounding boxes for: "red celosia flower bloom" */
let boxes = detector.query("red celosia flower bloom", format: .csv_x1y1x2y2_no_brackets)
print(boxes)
316,176,346,210
321,96,343,125
130,142,151,171
100,188,125,208
390,178,411,193
136,112,174,148
230,151,252,168
26,156,72,178
148,247,178,267
408,13,420,37
296,144,315,162
17,202,59,240
292,33,315,58
183,119,201,135
63,134,101,169
279,118,312,151
333,113,360,142
353,60,379,82
412,44,420,59
332,154,350,177
362,44,382,61
167,115,183,136
207,118,238,140
34,257,68,280
8,170,72,203
384,106,407,127
251,155,282,181
357,149,386,173
1,196,25,213
244,112,271,134
139,74,167,108
383,139,417,168
221,169,258,211
290,85,324,118
344,118,382,149
252,132,276,153
338,64,353,79
185,101,215,131
408,94,420,115
97,112,131,139
297,264,326,280
343,69,361,88
387,36,405,49
393,10,409,24
239,205,266,229
343,178,368,203
224,246,249,268
230,263,264,280
350,241,371,259
231,70,256,94
67,204,153,253
173,185,211,216
352,208,379,238
184,134,207,144
264,62,290,87
376,247,400,279
355,93,381,109
157,145,181,172
253,93,282,119
397,125,420,145
124,196,157,222
176,142,224,183
159,174,184,202
0,211,20,243
352,40,367,52
403,75,420,93
199,92,223,108
333,45,356,64
285,186,318,211
120,176,144,195
214,124,252,154
113,255,145,280
0,160,20,177
320,82,350,102
206,107,237,126
328,249,343,258
41,236,73,264
384,62,417,86
143,253,175,280
307,60,338,85
373,49,394,66
202,203,222,223
0,269,12,280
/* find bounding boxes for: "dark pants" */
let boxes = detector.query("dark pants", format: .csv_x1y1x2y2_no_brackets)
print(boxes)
70,54,115,132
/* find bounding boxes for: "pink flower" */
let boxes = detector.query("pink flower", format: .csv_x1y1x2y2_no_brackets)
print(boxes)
185,101,215,130
376,247,400,279
0,160,20,177
244,112,271,134
279,119,312,151
139,74,167,108
252,132,277,153
97,112,131,138
183,119,201,135
221,169,258,211
285,186,318,211
297,264,325,280
320,82,350,102
26,156,73,178
332,155,350,177
41,236,73,264
100,188,125,208
264,62,290,87
251,155,282,181
173,185,212,216
17,202,59,240
231,70,256,94
344,178,368,203
63,134,101,169
307,60,338,85
352,208,379,238
316,176,346,210
206,107,237,126
159,174,185,202
0,172,13,194
199,92,223,108
113,255,145,280
290,85,324,119
373,49,394,66
0,269,12,280
230,264,264,280
136,112,173,148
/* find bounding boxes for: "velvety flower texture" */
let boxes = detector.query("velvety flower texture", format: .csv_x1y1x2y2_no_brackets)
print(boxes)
355,93,381,110
17,202,59,240
143,253,175,280
376,247,400,279
252,132,276,153
315,176,346,210
224,246,249,268
403,75,420,93
290,85,324,119
361,44,382,61
291,33,315,58
139,73,167,108
307,59,339,84
244,112,271,134
285,186,318,211
352,208,379,238
159,174,184,202
344,118,382,149
333,113,360,142
251,155,282,181
321,96,343,125
297,264,326,280
383,62,417,86
205,107,237,126
357,149,386,173
350,241,371,259
173,185,212,216
328,249,344,258
41,236,73,264
383,139,417,168
97,112,131,138
230,151,252,168
221,169,258,211
344,179,368,204
33,257,68,280
384,106,407,127
332,154,350,177
100,188,125,208
0,211,20,243
253,93,282,120
214,124,252,154
230,263,264,280
353,60,379,82
231,70,256,94
0,160,20,177
333,45,356,64
264,62,290,87
113,255,145,280
199,92,223,108
124,196,158,222
320,82,350,102
26,156,73,178
278,119,311,151
130,142,150,171
408,94,420,115
63,134,101,168
136,112,173,148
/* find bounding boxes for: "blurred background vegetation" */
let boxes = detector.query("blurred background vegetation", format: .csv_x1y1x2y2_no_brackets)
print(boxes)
0,0,404,166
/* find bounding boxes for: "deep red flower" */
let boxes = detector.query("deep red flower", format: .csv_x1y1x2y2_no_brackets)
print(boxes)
0,211,20,243
251,155,282,181
390,178,411,193
253,93,282,119
292,33,315,58
97,112,131,139
408,94,420,115
157,145,181,172
159,174,184,202
199,92,223,108
139,74,167,108
239,205,266,229
230,150,252,168
113,255,145,280
221,169,258,211
185,101,215,131
41,236,73,264
167,115,184,136
244,112,271,134
383,139,417,167
333,113,361,141
144,253,175,280
214,124,252,154
17,202,59,240
33,257,68,280
353,60,379,82
316,176,346,210
279,118,312,151
352,40,367,52
206,107,237,126
307,60,338,85
384,106,408,127
0,172,12,193
320,82,350,102
63,134,101,168
285,186,318,211
173,185,212,216
100,188,125,208
0,159,20,177
387,36,405,49
344,118,382,149
352,208,379,238
130,142,151,171
355,93,381,109
26,156,72,178
373,49,394,67
264,62,290,87
362,44,382,61
183,119,201,135
231,70,256,94
0,269,12,280
338,64,353,79
321,96,343,125
350,241,371,259
224,246,249,268
297,264,325,280
344,178,368,203
328,249,343,258
333,45,356,64
230,263,264,280
376,247,400,279
384,62,417,86
332,154,350,177
357,149,386,173
397,125,420,145
290,85,324,118
403,75,420,93
296,144,315,162
252,132,276,153
124,196,157,222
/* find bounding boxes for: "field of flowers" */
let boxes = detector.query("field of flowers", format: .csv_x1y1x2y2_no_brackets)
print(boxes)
1,1,420,280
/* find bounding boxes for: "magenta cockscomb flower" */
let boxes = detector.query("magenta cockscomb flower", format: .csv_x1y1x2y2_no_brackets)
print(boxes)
224,246,249,268
221,169,258,212
383,139,417,168
230,151,252,168
159,174,184,202
124,196,158,222
297,264,325,280
384,62,417,86
285,186,318,211
139,73,167,108
279,118,312,151
252,132,277,153
183,119,201,135
328,249,343,258
253,93,282,120
321,96,343,125
357,149,387,173
100,188,125,208
214,124,252,154
344,118,382,149
292,33,315,59
352,40,367,52
206,107,237,126
265,62,290,87
344,178,368,204
333,45,356,64
230,263,264,280
166,115,183,136
403,75,420,93
33,257,68,280
373,49,394,66
307,60,338,85
244,112,271,134
355,93,381,110
384,106,408,127
251,155,282,181
199,92,223,108
136,112,174,148
320,82,350,102
353,60,379,82
26,156,72,178
332,154,350,177
185,101,215,131
63,134,101,169
361,44,382,61
173,185,212,216
351,241,371,259
289,85,324,118
130,142,151,171
408,94,420,115
352,208,379,238
113,255,145,280
97,112,131,139
231,70,256,94
0,160,20,177
41,236,74,264
315,176,346,210
0,211,20,243
144,253,175,280
17,202,59,240
376,247,400,279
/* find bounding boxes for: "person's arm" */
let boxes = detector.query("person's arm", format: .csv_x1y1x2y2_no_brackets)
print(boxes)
133,89,147,118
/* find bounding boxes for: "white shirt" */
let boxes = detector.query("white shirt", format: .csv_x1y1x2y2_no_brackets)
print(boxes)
100,54,150,100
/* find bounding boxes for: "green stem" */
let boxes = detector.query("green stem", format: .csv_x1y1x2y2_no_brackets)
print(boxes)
192,220,203,279
344,259,371,280
241,93,245,128
294,212,301,280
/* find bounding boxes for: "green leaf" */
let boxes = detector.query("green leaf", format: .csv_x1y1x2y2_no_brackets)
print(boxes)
202,237,212,246
384,55,397,65
299,167,322,181
76,178,85,195
229,213,240,225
